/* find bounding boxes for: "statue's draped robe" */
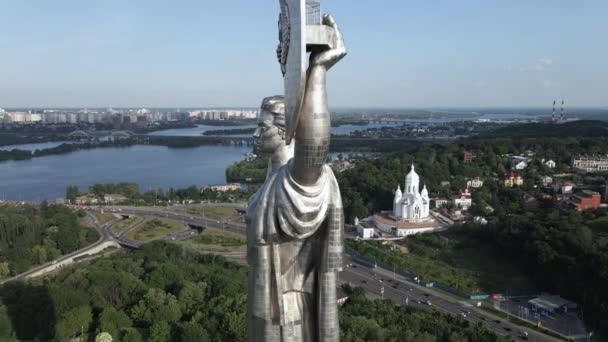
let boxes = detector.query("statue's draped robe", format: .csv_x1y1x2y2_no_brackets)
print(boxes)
247,162,343,342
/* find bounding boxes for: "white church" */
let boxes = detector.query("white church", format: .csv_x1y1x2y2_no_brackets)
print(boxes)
392,163,430,222
357,163,448,239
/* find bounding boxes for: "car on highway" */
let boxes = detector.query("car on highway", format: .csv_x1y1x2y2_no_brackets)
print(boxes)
503,327,512,332
361,280,367,284
425,301,432,306
494,319,501,324
460,312,466,318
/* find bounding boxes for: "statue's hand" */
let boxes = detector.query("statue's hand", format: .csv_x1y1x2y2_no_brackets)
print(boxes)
310,14,347,70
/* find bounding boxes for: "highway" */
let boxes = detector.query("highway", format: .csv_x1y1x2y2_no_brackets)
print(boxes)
0,212,118,285
10,205,563,341
340,255,561,342
101,206,564,341
105,206,562,341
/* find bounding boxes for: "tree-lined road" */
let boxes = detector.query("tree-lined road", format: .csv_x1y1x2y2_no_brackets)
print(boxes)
340,255,561,342
99,205,563,341
0,212,118,285
6,205,563,341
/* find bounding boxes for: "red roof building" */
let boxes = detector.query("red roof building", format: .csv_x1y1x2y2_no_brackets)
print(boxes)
569,191,601,211
463,150,476,163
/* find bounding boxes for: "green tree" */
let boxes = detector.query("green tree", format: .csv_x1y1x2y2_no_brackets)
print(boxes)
179,322,210,342
55,305,93,341
178,281,207,317
131,288,182,325
31,245,48,265
0,304,15,340
66,185,80,204
119,328,142,342
0,262,10,278
56,224,80,254
99,307,133,339
148,321,171,342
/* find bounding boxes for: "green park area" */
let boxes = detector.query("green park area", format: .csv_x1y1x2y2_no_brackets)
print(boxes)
348,230,535,295
180,228,246,253
111,216,140,235
127,218,185,241
176,205,238,220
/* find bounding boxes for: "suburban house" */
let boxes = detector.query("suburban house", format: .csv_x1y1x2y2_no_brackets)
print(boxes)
504,171,524,187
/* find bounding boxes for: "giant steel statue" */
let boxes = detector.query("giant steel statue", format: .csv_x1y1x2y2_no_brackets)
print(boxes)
246,0,347,340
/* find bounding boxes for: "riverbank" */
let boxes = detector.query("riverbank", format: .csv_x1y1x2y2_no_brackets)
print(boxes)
0,144,250,201
202,128,256,136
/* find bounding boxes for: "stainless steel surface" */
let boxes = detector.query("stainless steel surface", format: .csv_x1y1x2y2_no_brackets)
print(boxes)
279,0,336,145
254,96,294,175
279,0,306,145
247,4,346,341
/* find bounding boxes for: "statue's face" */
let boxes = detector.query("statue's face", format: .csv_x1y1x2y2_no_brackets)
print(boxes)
254,109,283,153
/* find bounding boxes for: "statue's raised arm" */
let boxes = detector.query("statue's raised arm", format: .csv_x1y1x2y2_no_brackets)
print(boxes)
290,15,347,185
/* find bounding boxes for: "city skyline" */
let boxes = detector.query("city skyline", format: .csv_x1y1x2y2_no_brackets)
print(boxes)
1,0,607,108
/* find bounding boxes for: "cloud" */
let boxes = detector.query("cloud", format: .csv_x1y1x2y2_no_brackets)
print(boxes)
474,81,487,88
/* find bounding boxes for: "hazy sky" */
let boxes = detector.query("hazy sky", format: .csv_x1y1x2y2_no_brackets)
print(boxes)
1,0,607,108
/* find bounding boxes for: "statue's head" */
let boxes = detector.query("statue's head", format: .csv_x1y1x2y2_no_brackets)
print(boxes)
254,95,286,153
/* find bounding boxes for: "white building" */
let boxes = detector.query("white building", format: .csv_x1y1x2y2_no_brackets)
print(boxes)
356,221,375,239
433,198,450,208
545,160,556,168
541,175,553,186
466,178,484,188
511,156,529,170
572,155,608,172
452,188,473,210
392,164,430,222
356,164,450,239
554,182,574,194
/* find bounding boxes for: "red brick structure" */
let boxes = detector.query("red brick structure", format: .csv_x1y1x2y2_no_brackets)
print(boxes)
569,190,601,211
463,150,476,163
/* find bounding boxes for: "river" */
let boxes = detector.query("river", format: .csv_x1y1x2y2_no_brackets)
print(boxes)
147,114,527,138
0,113,533,201
0,145,249,202
147,124,257,137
